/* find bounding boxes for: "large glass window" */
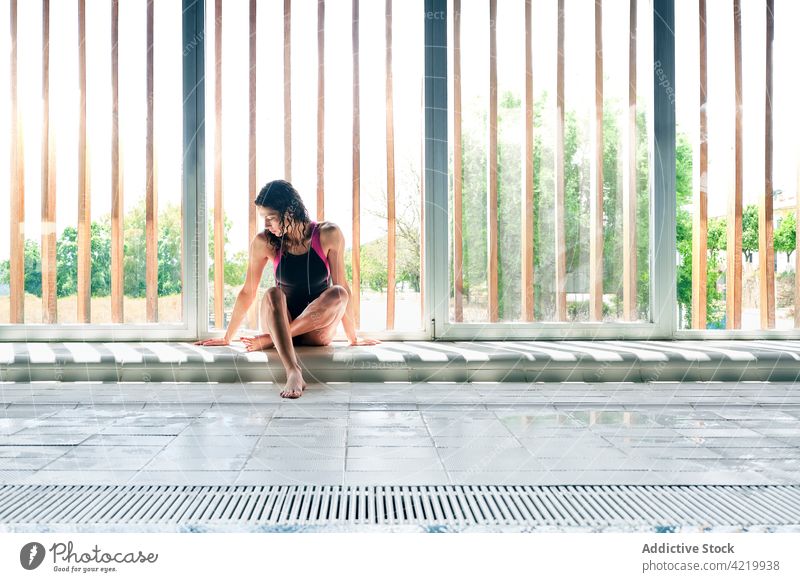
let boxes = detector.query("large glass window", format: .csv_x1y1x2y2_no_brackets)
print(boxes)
675,0,800,331
446,0,653,326
0,0,186,330
204,0,425,335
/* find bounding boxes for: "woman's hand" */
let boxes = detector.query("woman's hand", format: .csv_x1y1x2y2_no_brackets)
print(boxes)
194,337,231,346
348,337,381,347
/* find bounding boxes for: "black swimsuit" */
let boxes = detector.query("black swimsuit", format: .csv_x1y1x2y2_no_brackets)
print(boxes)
272,221,332,320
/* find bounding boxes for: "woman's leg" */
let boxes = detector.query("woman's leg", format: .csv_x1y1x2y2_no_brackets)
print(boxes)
247,285,349,350
294,285,349,346
261,287,306,398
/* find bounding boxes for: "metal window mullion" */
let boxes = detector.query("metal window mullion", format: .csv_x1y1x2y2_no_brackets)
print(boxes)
424,0,447,339
651,0,676,338
184,0,204,341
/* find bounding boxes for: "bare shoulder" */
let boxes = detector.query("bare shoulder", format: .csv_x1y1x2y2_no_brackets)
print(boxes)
317,221,344,250
251,230,274,261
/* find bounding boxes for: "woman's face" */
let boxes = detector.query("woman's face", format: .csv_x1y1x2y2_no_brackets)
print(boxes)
257,206,284,236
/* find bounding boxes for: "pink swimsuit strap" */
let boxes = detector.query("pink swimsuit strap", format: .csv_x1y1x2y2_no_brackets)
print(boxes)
273,221,330,277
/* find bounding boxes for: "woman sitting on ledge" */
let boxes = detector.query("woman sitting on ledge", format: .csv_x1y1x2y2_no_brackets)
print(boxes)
195,179,379,398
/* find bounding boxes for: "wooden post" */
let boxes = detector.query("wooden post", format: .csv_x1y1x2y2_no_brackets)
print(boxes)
111,0,124,323
146,0,158,322
487,0,499,322
692,0,708,329
77,0,91,323
555,0,567,320
727,0,743,329
41,0,57,324
9,0,25,324
284,0,292,181
214,0,224,328
247,0,258,330
521,0,535,322
317,0,325,220
386,0,396,330
795,147,800,328
352,0,360,329
453,0,463,322
759,0,775,329
622,0,637,321
589,0,604,322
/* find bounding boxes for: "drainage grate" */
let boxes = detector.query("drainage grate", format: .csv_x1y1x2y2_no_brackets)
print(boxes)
1,484,799,532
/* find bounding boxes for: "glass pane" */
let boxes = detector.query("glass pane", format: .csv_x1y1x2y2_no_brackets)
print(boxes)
447,0,652,325
0,0,185,326
676,0,799,330
206,0,425,334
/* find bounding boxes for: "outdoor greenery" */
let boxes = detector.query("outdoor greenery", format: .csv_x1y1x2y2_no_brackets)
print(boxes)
1,113,795,331
0,199,185,300
675,132,796,328
451,90,650,321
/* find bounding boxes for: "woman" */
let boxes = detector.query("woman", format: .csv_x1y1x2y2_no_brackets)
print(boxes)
195,179,379,398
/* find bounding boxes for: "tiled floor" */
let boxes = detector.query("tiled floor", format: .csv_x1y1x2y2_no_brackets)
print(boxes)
1,380,799,487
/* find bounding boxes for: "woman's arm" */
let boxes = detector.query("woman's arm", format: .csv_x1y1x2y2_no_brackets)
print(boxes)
325,223,380,346
195,234,270,345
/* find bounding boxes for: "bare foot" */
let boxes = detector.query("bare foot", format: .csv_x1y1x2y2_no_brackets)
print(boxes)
281,368,307,399
240,333,274,351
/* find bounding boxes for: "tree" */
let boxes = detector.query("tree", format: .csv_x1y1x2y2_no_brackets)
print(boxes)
774,212,796,263
207,212,249,289
741,204,758,263
366,157,423,293
675,132,726,328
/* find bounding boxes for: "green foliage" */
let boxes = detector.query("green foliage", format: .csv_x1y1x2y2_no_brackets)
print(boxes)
675,133,725,327
207,213,249,289
447,87,654,321
775,212,796,262
3,200,193,300
741,205,759,262
0,241,44,296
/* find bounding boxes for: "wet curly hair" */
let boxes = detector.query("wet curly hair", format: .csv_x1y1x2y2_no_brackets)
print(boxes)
254,179,311,252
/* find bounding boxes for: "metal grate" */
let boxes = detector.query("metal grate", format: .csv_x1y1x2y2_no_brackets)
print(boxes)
1,484,799,532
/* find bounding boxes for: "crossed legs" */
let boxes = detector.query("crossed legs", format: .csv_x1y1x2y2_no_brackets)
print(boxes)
249,285,349,398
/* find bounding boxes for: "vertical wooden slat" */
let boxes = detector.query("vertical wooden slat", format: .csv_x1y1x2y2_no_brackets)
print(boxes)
453,0,463,322
214,0,224,328
145,0,158,323
487,0,498,322
419,78,425,325
622,0,637,321
727,0,743,329
351,0,360,329
111,0,124,323
692,0,708,329
589,0,603,322
386,0,396,330
317,0,325,221
77,0,91,323
247,0,258,329
554,0,567,320
284,0,291,181
41,0,57,324
759,0,775,329
796,151,800,328
9,0,25,324
521,0,534,322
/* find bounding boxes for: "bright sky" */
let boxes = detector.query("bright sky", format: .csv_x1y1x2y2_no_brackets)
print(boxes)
0,0,798,262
